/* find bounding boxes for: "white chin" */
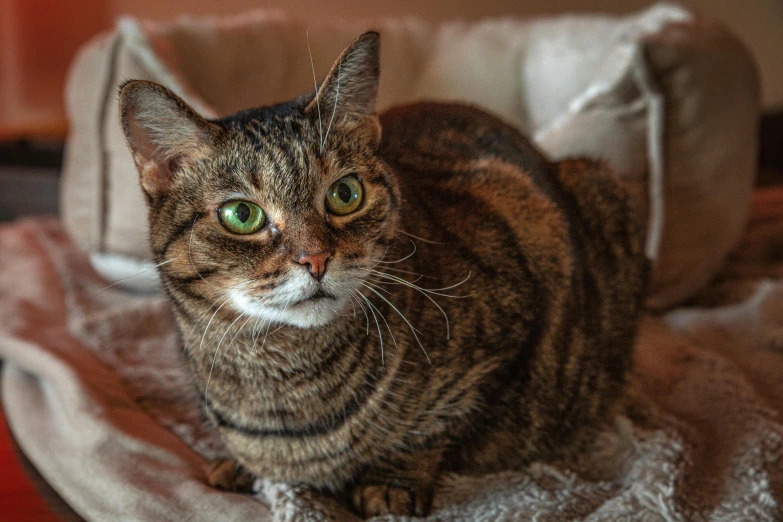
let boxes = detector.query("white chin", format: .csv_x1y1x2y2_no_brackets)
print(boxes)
228,289,345,329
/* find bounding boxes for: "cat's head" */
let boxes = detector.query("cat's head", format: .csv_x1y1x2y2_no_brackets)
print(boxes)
119,32,400,329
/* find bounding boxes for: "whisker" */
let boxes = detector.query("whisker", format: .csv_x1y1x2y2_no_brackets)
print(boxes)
416,270,474,293
188,217,212,296
367,265,434,279
263,323,282,335
370,269,472,297
307,29,324,152
251,319,267,352
205,312,244,403
356,290,385,365
249,316,262,346
198,298,231,354
344,296,358,317
357,288,399,366
396,229,448,245
362,280,397,296
259,321,274,352
93,258,176,293
360,282,431,364
220,314,252,366
368,274,450,339
337,295,359,318
367,273,425,286
187,296,228,339
321,56,341,150
376,240,416,266
349,291,371,334
373,239,417,265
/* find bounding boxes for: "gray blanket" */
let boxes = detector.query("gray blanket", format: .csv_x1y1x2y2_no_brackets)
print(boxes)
1,188,782,520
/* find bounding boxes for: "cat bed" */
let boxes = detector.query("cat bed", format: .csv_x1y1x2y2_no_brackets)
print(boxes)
2,188,783,519
60,4,759,309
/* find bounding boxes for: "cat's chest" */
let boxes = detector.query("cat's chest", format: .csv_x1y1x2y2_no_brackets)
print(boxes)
192,331,371,408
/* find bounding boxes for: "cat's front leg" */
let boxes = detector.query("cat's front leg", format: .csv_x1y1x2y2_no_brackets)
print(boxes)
351,448,442,517
207,458,257,493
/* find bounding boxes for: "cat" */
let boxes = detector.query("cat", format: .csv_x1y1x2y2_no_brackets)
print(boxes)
118,31,649,517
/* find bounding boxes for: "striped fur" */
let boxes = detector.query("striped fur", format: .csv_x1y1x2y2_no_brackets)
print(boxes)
119,32,649,517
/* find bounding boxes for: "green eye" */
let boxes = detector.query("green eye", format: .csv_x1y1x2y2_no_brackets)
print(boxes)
218,200,266,234
326,176,364,216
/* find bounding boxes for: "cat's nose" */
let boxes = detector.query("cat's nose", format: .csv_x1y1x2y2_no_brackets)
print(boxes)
295,252,331,281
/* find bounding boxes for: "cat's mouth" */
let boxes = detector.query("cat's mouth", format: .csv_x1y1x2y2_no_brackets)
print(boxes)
291,288,336,307
230,284,345,328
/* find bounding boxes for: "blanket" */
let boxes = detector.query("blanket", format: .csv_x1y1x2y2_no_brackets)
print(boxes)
1,187,783,521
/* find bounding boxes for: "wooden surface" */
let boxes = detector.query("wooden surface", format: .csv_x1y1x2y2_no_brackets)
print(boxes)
0,367,83,522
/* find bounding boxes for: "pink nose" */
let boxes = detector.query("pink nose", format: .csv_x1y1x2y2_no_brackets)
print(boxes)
295,252,331,281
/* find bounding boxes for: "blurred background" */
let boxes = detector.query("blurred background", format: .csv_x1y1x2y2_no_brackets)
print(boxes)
1,0,782,220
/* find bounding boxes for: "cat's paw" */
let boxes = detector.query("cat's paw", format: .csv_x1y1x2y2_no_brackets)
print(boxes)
207,458,256,494
351,481,433,518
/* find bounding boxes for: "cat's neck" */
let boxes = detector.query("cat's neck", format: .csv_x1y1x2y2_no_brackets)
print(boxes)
180,304,368,378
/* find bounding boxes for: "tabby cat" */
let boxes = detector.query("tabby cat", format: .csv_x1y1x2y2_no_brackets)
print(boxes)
119,32,649,517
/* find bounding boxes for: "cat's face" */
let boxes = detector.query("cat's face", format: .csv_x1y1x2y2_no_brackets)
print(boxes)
120,32,399,328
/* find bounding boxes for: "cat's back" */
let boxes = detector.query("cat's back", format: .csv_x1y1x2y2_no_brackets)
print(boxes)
378,102,646,272
378,102,585,235
378,102,646,267
379,103,551,188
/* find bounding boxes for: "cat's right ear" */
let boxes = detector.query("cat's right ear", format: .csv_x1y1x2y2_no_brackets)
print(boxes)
118,81,221,198
306,32,382,149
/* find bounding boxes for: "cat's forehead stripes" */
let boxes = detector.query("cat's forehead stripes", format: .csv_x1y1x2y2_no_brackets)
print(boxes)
207,110,384,215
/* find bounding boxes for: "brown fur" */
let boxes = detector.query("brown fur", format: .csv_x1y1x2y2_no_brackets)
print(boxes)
119,32,649,517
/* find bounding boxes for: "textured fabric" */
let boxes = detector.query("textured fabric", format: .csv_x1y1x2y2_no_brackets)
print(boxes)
59,4,759,309
2,187,783,520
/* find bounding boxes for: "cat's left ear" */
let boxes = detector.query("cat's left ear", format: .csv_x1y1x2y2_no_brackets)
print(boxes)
307,31,381,148
118,81,222,198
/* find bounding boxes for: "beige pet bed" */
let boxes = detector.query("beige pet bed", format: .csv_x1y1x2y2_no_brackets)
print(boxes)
61,4,758,309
